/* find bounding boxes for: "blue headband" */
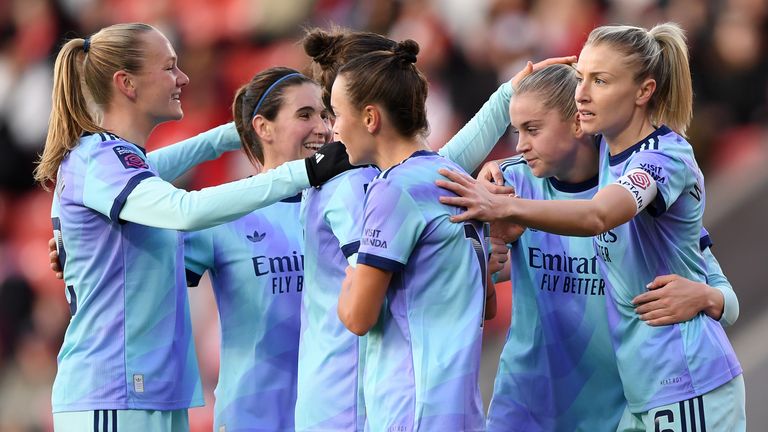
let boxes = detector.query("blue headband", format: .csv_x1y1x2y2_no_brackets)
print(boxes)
251,73,303,118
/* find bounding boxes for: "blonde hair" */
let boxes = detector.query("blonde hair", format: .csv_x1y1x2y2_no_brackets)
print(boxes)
35,23,155,190
585,22,693,136
515,64,578,122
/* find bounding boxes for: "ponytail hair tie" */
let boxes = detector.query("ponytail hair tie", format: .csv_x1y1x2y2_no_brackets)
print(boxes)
83,37,91,53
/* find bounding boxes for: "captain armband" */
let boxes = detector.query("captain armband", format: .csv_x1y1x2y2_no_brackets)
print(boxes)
614,168,658,214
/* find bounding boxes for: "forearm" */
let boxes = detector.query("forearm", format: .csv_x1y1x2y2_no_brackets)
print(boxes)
439,82,512,172
338,264,391,336
703,247,738,326
148,122,240,181
498,184,634,236
484,279,497,320
120,160,309,230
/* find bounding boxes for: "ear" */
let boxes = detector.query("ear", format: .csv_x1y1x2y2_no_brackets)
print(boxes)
113,70,136,100
636,78,656,107
252,115,272,142
363,105,381,134
571,113,585,139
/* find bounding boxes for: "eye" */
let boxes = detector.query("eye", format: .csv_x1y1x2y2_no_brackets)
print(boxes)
299,112,311,120
594,78,606,85
575,76,583,84
511,129,519,135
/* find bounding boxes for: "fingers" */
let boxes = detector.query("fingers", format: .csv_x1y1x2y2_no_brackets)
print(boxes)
644,316,677,327
435,180,467,197
632,288,663,305
531,56,578,71
481,181,515,196
438,168,474,186
646,274,678,289
478,161,503,184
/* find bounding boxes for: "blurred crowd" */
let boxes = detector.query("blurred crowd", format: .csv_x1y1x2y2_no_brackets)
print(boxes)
0,0,766,430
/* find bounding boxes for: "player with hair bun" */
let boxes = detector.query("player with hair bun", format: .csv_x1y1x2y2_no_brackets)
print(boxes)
334,39,488,431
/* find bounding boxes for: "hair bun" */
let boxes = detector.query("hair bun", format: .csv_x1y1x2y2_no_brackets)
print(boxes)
394,39,419,64
304,30,343,66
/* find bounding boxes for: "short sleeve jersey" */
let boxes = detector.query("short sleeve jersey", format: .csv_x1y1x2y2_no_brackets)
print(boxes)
295,167,378,431
486,156,625,431
184,195,304,430
357,151,487,432
51,133,202,412
595,126,742,411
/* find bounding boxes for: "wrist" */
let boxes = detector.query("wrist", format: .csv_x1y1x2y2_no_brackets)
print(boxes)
703,285,725,320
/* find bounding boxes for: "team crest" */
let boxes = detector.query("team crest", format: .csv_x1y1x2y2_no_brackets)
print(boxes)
113,146,149,169
628,171,651,190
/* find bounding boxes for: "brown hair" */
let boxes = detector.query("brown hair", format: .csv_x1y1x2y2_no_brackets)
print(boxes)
585,23,693,136
302,25,396,110
336,39,429,138
35,23,155,190
231,67,315,166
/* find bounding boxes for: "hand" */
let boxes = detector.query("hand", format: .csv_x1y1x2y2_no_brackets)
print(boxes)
48,237,63,279
478,160,505,185
435,168,515,222
305,140,355,187
510,56,578,90
490,219,525,244
487,237,509,275
632,274,724,326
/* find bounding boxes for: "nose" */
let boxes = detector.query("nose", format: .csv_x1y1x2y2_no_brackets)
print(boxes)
177,68,190,87
575,80,589,104
515,133,530,154
314,115,332,143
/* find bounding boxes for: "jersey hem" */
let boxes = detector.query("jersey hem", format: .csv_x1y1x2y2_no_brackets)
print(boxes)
52,397,205,413
627,367,743,413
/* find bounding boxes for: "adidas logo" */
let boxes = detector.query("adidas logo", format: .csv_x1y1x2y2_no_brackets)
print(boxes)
247,230,266,242
314,153,325,163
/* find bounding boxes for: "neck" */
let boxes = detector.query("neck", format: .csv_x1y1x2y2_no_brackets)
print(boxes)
100,108,155,147
373,134,430,170
553,137,599,184
603,110,656,156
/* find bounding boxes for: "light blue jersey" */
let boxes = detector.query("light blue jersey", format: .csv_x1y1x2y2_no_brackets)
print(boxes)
357,151,487,432
487,156,624,431
51,133,202,412
596,126,741,412
184,194,303,431
296,166,378,431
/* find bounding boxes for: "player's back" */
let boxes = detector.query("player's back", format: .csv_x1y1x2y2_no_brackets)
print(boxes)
358,151,486,432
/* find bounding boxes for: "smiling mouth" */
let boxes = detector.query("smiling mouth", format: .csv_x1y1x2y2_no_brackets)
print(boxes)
578,110,594,119
303,142,324,151
171,93,181,101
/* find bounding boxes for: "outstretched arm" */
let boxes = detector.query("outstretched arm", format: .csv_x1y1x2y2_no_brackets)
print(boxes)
436,168,637,237
148,122,241,181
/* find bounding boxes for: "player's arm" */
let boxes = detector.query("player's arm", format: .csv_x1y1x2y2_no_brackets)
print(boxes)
117,142,353,231
147,122,241,182
338,265,392,336
633,247,738,326
436,168,641,237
